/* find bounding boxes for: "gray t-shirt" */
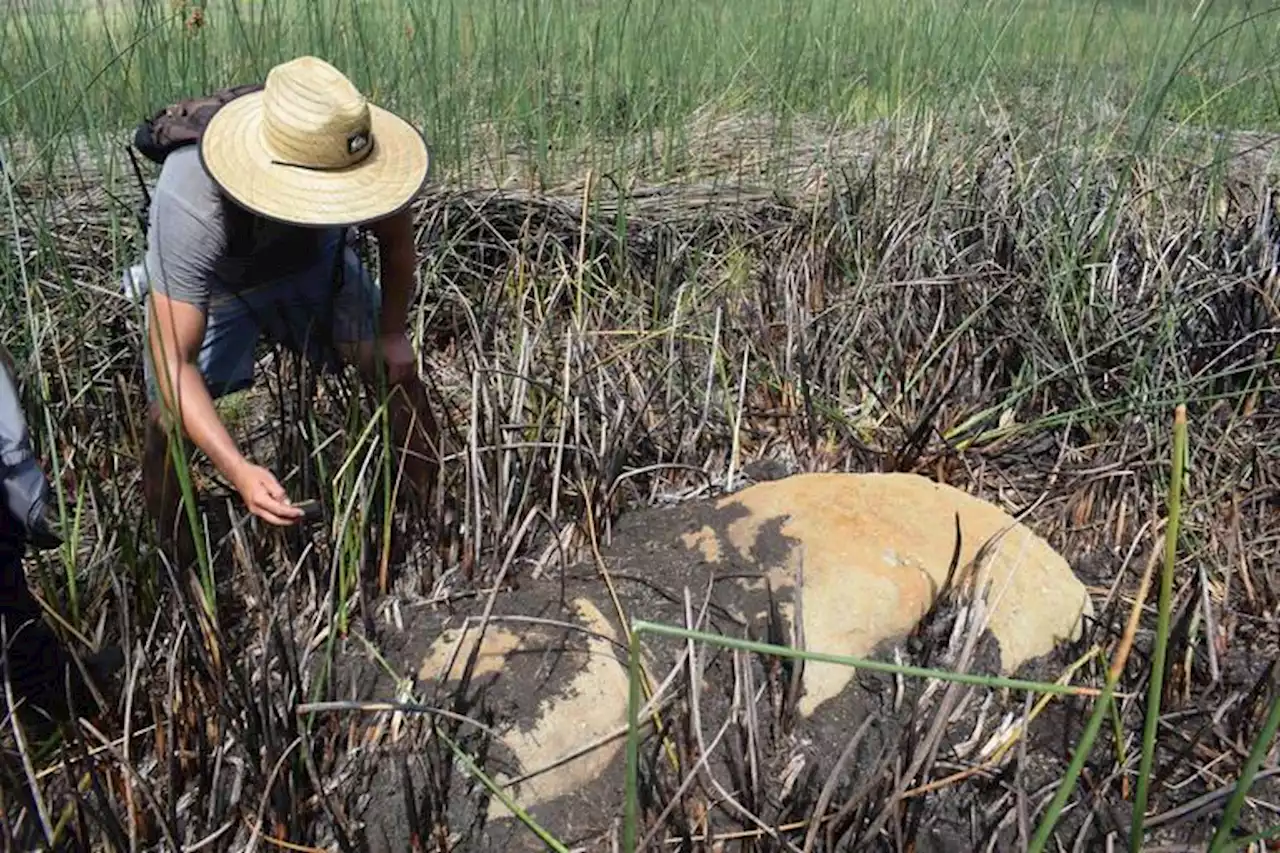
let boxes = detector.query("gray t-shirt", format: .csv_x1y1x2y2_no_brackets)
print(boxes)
143,146,343,308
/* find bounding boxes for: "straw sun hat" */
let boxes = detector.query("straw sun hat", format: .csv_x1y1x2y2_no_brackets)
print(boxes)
199,55,430,228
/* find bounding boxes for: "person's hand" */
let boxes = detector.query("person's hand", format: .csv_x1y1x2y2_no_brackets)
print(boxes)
232,463,303,527
378,332,417,386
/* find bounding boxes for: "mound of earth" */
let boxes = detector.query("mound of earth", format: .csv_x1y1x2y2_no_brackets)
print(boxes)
331,472,1094,851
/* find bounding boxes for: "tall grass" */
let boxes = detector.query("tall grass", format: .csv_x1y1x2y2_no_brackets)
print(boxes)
4,0,1280,186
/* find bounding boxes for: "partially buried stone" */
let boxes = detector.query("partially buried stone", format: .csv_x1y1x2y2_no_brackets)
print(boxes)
417,597,634,822
679,471,1094,717
356,470,1094,850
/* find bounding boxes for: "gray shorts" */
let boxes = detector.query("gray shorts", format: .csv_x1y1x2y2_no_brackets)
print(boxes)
134,242,380,402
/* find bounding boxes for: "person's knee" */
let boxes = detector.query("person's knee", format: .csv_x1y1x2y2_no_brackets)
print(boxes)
144,401,181,446
142,402,180,486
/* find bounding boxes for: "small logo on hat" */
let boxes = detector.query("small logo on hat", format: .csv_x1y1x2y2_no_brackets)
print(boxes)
347,131,370,156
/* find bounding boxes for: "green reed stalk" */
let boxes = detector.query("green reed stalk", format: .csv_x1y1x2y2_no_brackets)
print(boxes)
1129,403,1188,850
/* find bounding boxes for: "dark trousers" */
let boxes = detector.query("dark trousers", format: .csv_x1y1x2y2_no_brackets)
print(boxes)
0,517,81,727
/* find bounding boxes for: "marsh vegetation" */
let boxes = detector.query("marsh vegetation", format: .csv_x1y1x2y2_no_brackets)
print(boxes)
1,0,1278,849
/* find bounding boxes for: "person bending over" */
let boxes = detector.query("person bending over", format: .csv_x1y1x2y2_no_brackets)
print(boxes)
138,56,442,562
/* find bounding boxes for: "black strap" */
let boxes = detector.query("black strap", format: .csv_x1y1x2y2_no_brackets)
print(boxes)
125,143,152,234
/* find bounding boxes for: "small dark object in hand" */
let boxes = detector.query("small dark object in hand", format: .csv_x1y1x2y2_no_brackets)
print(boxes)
294,499,324,523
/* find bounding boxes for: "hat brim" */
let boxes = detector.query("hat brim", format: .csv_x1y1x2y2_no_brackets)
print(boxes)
199,91,430,228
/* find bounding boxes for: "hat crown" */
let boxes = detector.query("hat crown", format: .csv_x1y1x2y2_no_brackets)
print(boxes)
259,56,373,170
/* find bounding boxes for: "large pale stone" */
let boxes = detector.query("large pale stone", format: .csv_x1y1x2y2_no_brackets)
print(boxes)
682,472,1093,717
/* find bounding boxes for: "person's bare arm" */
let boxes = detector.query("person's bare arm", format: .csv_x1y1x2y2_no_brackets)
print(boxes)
147,292,302,526
145,150,302,526
147,293,242,481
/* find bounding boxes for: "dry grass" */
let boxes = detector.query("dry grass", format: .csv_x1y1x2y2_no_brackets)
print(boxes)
0,115,1277,850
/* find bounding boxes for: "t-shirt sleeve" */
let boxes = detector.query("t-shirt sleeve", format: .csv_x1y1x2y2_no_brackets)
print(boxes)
142,147,225,308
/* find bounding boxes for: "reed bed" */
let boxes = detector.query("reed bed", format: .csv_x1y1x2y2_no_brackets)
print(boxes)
0,0,1278,849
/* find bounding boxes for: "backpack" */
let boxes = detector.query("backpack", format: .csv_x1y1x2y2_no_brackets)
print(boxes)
125,83,264,236
132,82,264,167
